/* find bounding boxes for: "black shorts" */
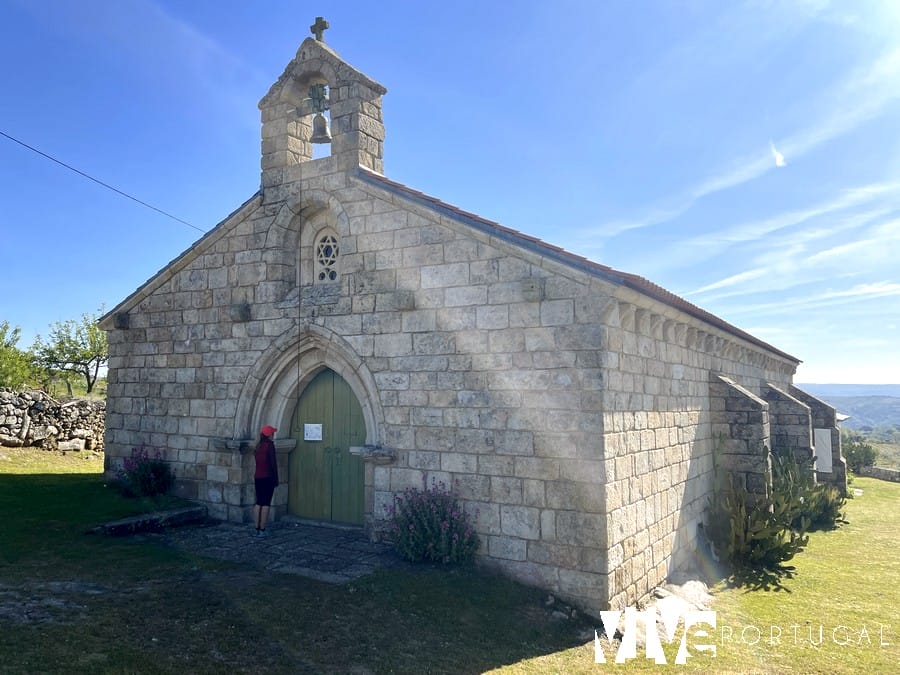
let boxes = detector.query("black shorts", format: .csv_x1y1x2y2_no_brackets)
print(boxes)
255,478,277,506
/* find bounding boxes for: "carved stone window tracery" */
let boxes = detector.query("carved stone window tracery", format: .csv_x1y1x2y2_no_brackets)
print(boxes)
314,232,339,283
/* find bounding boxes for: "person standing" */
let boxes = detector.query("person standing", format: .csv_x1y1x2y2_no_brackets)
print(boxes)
253,425,279,537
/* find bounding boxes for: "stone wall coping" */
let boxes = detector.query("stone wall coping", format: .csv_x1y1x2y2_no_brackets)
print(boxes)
712,373,769,408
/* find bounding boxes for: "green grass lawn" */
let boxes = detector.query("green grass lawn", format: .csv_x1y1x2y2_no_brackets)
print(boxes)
495,477,900,674
1,448,897,674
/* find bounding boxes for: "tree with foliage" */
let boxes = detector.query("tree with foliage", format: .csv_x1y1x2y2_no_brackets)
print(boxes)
841,430,879,473
32,308,108,394
0,321,35,389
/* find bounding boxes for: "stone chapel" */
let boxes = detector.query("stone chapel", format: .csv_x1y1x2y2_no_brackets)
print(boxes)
99,22,846,613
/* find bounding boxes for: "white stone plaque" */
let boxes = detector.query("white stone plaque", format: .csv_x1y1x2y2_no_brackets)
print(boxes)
304,423,323,441
814,428,833,473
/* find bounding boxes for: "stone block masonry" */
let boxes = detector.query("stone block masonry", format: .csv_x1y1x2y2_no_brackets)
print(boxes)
789,385,848,489
860,466,900,483
763,383,814,469
100,159,809,613
598,318,795,609
0,389,105,451
101,165,806,614
709,375,771,499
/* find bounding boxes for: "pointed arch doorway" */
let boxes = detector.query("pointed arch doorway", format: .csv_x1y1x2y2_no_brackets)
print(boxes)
289,368,367,525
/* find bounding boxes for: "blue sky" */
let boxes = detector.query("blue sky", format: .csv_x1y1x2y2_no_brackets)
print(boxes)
1,0,898,384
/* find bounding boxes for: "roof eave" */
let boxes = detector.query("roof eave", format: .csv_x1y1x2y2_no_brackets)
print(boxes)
99,191,262,330
353,166,800,365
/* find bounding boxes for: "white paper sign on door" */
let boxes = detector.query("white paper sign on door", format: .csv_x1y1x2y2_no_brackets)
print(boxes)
304,423,323,441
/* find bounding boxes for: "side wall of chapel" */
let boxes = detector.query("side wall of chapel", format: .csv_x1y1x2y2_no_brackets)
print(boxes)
599,297,795,609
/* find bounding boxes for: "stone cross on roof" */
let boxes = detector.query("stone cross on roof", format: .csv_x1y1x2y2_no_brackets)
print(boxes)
310,16,329,42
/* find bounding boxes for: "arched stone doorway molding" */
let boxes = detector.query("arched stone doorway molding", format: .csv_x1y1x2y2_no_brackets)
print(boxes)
233,322,384,447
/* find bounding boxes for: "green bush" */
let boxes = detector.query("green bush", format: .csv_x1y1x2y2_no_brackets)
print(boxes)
707,445,848,573
805,484,847,528
771,451,846,530
707,469,810,572
115,446,175,498
386,478,480,564
843,437,878,473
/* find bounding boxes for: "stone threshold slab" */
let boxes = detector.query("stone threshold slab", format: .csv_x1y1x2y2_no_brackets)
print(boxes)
91,506,209,536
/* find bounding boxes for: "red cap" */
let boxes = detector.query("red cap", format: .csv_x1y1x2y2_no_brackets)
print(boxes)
261,425,277,437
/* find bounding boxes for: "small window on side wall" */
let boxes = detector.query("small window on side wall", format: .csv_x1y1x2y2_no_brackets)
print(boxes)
314,232,339,283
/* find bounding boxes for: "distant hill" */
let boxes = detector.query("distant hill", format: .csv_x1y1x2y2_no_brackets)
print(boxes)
795,384,900,430
797,383,900,398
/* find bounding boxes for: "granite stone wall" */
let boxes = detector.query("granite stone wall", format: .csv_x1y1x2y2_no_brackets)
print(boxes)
764,384,814,469
600,327,792,609
101,158,805,613
0,389,105,450
789,386,848,488
860,466,900,482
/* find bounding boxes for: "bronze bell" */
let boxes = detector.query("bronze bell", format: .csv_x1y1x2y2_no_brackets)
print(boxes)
310,112,332,144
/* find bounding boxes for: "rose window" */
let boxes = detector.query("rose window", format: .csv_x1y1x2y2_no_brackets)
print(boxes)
315,234,339,282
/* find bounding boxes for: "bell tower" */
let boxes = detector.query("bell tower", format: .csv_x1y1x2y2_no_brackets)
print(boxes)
258,17,387,187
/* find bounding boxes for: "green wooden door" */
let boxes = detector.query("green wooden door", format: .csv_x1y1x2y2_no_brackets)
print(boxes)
289,369,366,524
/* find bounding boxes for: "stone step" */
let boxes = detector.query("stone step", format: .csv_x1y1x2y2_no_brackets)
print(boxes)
92,506,209,536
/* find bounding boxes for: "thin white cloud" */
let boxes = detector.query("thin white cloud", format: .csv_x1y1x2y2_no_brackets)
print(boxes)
693,268,767,295
687,206,898,302
653,183,900,287
777,49,900,161
769,140,786,167
693,270,863,305
588,46,900,238
806,217,900,264
820,281,900,299
712,184,895,244
13,0,266,130
140,1,268,119
725,281,900,317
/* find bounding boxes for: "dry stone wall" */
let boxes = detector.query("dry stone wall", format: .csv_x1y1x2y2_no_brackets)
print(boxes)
860,466,900,482
0,389,105,450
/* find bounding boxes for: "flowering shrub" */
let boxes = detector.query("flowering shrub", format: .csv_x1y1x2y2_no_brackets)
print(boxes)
115,446,175,498
386,478,479,564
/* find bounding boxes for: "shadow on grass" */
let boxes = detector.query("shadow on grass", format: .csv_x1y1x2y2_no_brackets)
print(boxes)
680,541,797,594
0,472,188,572
724,516,851,593
245,563,597,673
730,564,796,592
0,472,596,673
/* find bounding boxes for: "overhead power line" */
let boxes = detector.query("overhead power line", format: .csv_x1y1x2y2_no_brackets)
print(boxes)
0,130,206,233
